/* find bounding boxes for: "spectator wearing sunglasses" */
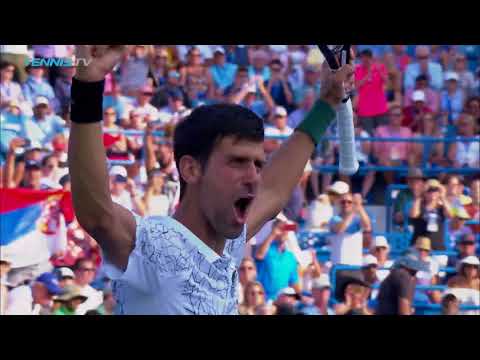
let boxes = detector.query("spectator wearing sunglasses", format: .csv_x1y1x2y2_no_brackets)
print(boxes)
238,257,257,303
329,193,372,301
404,46,444,91
238,281,266,315
72,258,103,315
132,85,159,122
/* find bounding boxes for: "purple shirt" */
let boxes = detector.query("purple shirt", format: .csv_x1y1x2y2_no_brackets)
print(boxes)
32,45,74,58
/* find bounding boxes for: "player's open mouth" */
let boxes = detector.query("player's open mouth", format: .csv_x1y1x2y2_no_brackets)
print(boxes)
233,196,254,223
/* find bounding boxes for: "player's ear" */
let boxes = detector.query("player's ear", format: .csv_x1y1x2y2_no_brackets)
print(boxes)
178,155,202,185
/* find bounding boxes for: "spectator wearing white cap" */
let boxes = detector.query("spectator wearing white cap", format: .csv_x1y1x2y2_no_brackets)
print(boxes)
264,106,293,144
310,274,334,315
371,236,394,282
210,47,238,94
56,267,76,288
326,181,350,215
22,65,58,111
446,256,480,315
248,49,271,83
401,89,433,131
24,96,66,147
362,254,380,302
404,74,440,114
108,165,144,215
440,71,465,127
404,46,443,91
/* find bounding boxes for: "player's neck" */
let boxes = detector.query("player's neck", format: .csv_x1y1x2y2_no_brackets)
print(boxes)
174,200,226,256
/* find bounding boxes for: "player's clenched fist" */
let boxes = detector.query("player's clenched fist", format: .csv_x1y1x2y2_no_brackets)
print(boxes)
74,45,128,83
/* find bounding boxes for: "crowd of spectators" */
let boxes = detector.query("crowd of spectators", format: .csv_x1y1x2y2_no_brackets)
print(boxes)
0,45,479,315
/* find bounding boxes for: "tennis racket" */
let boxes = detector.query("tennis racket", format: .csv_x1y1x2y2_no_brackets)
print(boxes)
317,45,359,176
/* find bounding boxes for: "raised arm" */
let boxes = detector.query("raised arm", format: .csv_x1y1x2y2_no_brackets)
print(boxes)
68,45,136,271
246,63,353,240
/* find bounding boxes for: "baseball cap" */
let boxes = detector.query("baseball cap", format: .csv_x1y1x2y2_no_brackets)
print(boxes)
412,90,426,102
279,287,301,299
407,167,425,179
362,254,379,267
328,181,350,195
36,272,64,295
445,71,459,82
458,233,476,244
109,165,127,178
57,284,88,302
274,106,287,117
451,206,471,220
35,96,49,107
311,274,331,290
426,179,442,190
459,195,473,206
394,249,430,272
57,267,75,279
214,47,225,55
25,159,41,170
460,256,480,267
372,235,390,250
415,236,432,251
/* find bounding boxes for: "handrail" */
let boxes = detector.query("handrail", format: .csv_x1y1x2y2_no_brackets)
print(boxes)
313,165,480,174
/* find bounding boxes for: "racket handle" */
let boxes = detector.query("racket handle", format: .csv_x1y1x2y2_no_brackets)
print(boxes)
337,98,359,176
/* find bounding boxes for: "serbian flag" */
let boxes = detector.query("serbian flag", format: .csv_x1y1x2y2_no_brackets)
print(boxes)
0,188,74,268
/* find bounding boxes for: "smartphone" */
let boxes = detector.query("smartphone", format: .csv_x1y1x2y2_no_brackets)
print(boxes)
282,223,298,232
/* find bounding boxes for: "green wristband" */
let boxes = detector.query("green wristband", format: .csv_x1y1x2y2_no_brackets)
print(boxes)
295,99,336,145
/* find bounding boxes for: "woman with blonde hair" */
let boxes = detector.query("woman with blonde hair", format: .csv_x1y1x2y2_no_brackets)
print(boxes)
238,281,266,315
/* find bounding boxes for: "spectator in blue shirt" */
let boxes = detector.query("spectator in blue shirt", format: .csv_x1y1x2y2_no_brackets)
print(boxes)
54,64,75,117
293,64,321,106
103,81,134,124
248,49,271,82
22,66,58,111
265,59,295,113
24,96,65,146
0,100,28,160
255,220,300,300
404,46,444,91
223,45,249,66
440,72,465,127
210,47,237,94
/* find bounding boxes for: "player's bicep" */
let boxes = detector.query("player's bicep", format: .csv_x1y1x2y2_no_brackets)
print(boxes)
246,190,281,241
93,202,137,271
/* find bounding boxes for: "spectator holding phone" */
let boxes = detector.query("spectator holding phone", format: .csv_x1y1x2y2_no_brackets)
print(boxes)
255,220,301,301
409,179,453,251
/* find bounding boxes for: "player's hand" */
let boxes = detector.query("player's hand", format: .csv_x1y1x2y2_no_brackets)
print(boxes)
271,222,285,238
75,45,128,82
319,62,354,108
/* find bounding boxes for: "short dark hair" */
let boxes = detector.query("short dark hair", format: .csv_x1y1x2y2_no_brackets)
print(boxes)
416,74,429,83
237,66,248,75
269,59,283,67
0,61,15,71
173,104,264,200
360,49,373,58
442,294,458,306
73,257,94,271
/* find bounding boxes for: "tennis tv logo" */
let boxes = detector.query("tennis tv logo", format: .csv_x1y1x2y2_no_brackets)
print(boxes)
25,57,92,67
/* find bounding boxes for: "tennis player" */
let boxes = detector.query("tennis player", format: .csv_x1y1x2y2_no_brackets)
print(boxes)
68,45,353,314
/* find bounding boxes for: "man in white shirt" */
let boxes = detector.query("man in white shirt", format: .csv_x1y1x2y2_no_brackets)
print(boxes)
68,45,352,315
5,272,64,315
72,258,103,315
132,85,159,122
329,192,372,301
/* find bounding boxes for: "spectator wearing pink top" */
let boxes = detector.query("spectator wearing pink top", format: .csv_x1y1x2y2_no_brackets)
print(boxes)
355,49,389,135
373,105,413,185
404,74,440,114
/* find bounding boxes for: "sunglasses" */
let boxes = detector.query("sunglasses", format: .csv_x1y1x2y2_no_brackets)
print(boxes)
250,290,265,295
417,55,429,60
142,92,153,96
78,268,96,273
104,112,116,115
341,200,353,204
271,67,282,72
4,68,15,73
240,266,254,271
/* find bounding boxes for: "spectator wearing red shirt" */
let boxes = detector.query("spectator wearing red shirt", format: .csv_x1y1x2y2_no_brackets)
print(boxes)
402,90,433,131
355,49,389,135
404,74,440,114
